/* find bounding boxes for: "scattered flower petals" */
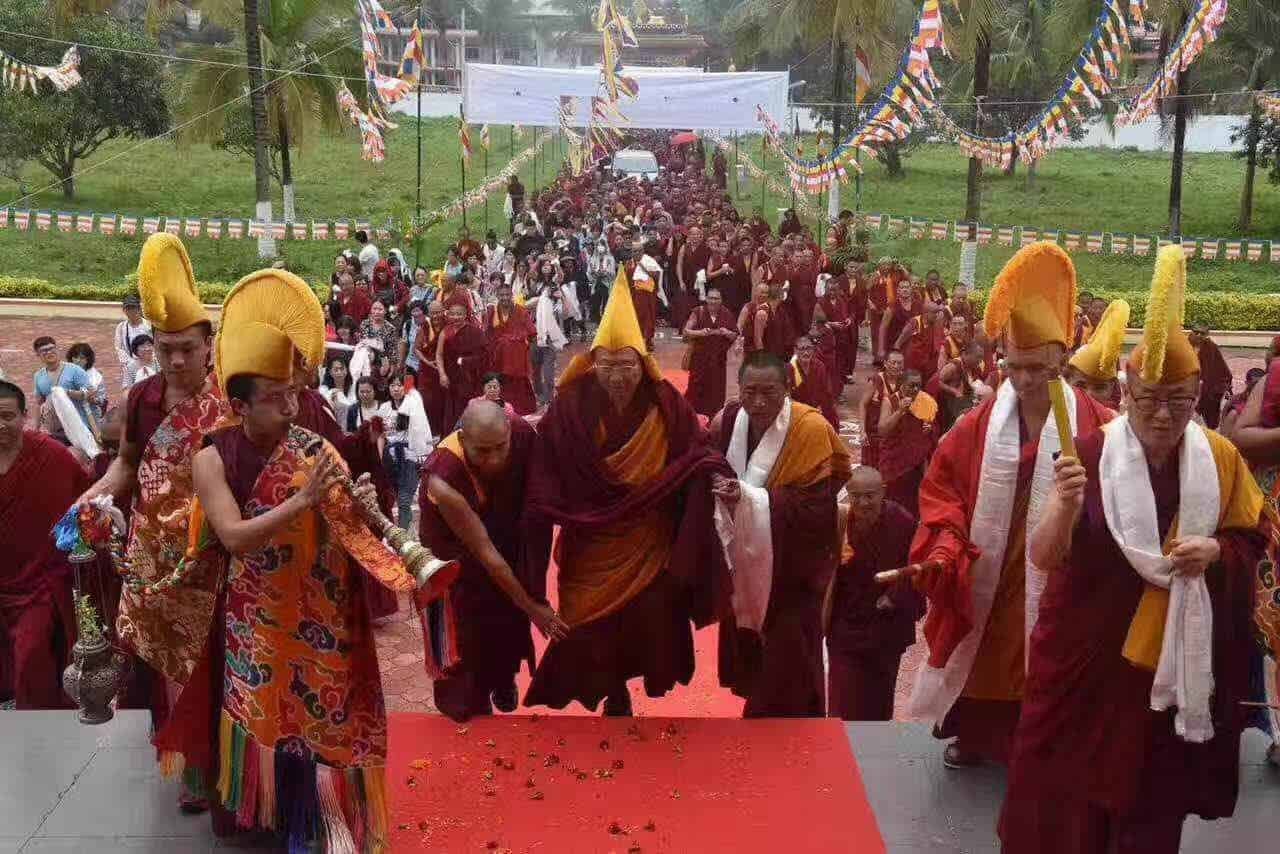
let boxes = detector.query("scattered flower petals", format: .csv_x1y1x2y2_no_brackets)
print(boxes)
484,738,496,748
409,758,430,770
528,790,544,801
502,759,515,771
628,844,643,853
405,775,418,788
556,737,567,747
670,788,681,799
543,753,560,767
524,776,537,788
612,759,625,770
456,727,469,736
396,823,411,831
607,820,626,835
482,770,495,782
644,820,656,832
599,739,610,751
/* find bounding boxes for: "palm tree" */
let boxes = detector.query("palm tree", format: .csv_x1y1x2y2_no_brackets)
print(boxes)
941,0,1007,226
51,0,183,34
178,0,358,236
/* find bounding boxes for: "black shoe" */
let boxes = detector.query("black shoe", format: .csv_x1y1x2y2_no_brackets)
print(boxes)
602,689,633,717
492,683,518,714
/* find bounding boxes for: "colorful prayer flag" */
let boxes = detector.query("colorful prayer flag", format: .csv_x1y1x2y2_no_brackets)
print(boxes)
312,221,329,241
206,219,223,239
864,213,882,231
1020,227,1040,247
142,216,159,235
15,210,30,230
1086,232,1103,253
163,218,181,236
459,120,472,163
931,221,949,240
1247,242,1263,262
854,46,872,106
480,124,491,150
75,213,94,234
184,219,202,238
1040,229,1059,245
247,221,265,238
1200,239,1218,260
997,226,1013,246
909,218,926,239
0,209,11,229
119,216,138,236
99,214,117,236
1064,231,1082,251
1133,236,1151,256
291,222,308,241
954,222,973,242
1109,233,1129,254
1224,240,1241,260
334,220,350,240
354,219,371,234
36,211,52,230
976,224,993,244
56,211,72,231
1181,239,1197,259
226,219,244,239
270,221,287,240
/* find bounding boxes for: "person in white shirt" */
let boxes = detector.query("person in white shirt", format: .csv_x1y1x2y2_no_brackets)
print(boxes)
319,356,356,431
122,334,159,390
587,240,617,322
67,342,108,427
377,373,434,527
482,230,507,279
113,294,152,367
528,281,570,407
355,229,380,278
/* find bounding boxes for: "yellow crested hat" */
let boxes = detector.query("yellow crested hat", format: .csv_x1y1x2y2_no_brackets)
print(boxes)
983,242,1077,349
1068,299,1130,382
214,268,325,396
137,233,210,333
1127,245,1199,384
558,267,663,387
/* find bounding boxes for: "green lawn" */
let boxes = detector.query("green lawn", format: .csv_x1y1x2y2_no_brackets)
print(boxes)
1,119,1278,298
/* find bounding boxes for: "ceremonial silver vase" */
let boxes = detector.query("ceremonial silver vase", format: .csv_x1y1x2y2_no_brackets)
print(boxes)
62,636,127,725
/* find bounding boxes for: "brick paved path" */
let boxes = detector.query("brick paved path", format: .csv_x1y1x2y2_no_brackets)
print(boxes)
2,314,1264,719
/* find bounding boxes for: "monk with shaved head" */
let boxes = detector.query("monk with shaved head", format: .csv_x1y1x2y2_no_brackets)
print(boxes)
824,466,922,720
419,400,565,721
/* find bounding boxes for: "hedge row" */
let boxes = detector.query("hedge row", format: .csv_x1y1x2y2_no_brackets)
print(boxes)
4,276,1280,332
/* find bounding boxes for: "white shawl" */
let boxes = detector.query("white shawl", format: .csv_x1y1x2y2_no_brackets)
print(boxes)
910,378,1081,725
713,400,793,632
534,289,568,349
48,385,100,460
1099,415,1219,743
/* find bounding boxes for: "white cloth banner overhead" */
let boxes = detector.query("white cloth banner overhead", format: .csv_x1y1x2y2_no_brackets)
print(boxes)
462,63,789,132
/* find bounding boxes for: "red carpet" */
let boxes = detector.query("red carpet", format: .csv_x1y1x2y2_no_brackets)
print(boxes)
388,713,884,853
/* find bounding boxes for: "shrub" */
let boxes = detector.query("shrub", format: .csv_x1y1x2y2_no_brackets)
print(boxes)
965,289,1280,331
0,276,329,306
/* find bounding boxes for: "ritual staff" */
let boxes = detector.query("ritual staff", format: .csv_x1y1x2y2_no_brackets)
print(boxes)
876,370,938,518
682,288,738,417
673,225,711,330
483,283,538,415
1062,299,1130,410
76,234,229,809
710,351,853,716
436,304,489,433
909,243,1113,768
522,270,732,715
825,466,922,721
929,341,989,432
790,335,840,430
1001,246,1266,853
419,401,569,721
414,301,447,433
188,268,417,849
857,350,903,469
0,380,84,709
1188,323,1232,429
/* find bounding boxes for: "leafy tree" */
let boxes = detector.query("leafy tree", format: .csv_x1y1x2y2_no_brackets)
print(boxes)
0,1,170,200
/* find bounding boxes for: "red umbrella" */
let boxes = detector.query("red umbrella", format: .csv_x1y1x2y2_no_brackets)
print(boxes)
669,131,698,146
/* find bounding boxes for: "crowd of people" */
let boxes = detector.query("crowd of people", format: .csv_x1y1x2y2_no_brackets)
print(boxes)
0,131,1278,854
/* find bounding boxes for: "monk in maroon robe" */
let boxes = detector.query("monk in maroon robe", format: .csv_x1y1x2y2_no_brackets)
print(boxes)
728,238,758,318
786,250,820,336
436,305,489,433
740,283,794,362
791,336,840,429
826,467,922,720
419,402,568,721
1001,374,1264,853
881,286,922,370
876,371,938,518
808,314,843,399
710,354,853,717
483,285,537,415
522,285,733,715
858,352,903,469
0,382,82,709
818,279,853,382
1189,325,1232,429
673,226,711,330
415,303,447,434
682,290,738,417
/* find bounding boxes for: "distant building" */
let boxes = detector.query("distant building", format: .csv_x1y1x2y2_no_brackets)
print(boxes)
563,1,706,68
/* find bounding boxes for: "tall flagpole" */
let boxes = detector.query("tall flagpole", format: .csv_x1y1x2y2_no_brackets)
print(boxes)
414,1,423,268
459,104,468,230
483,140,489,232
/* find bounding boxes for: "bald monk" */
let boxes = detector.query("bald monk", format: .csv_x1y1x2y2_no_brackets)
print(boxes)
825,467,922,720
523,274,732,715
419,401,569,721
910,243,1112,768
710,351,853,717
790,335,840,429
1001,247,1266,853
0,380,82,709
682,288,738,417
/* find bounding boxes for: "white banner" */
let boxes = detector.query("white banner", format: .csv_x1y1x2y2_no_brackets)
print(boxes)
462,63,789,132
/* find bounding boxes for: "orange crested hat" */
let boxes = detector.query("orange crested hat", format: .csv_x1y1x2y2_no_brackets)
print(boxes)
1068,299,1130,382
1127,244,1199,384
214,268,325,396
137,233,210,333
982,242,1077,348
558,266,663,387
